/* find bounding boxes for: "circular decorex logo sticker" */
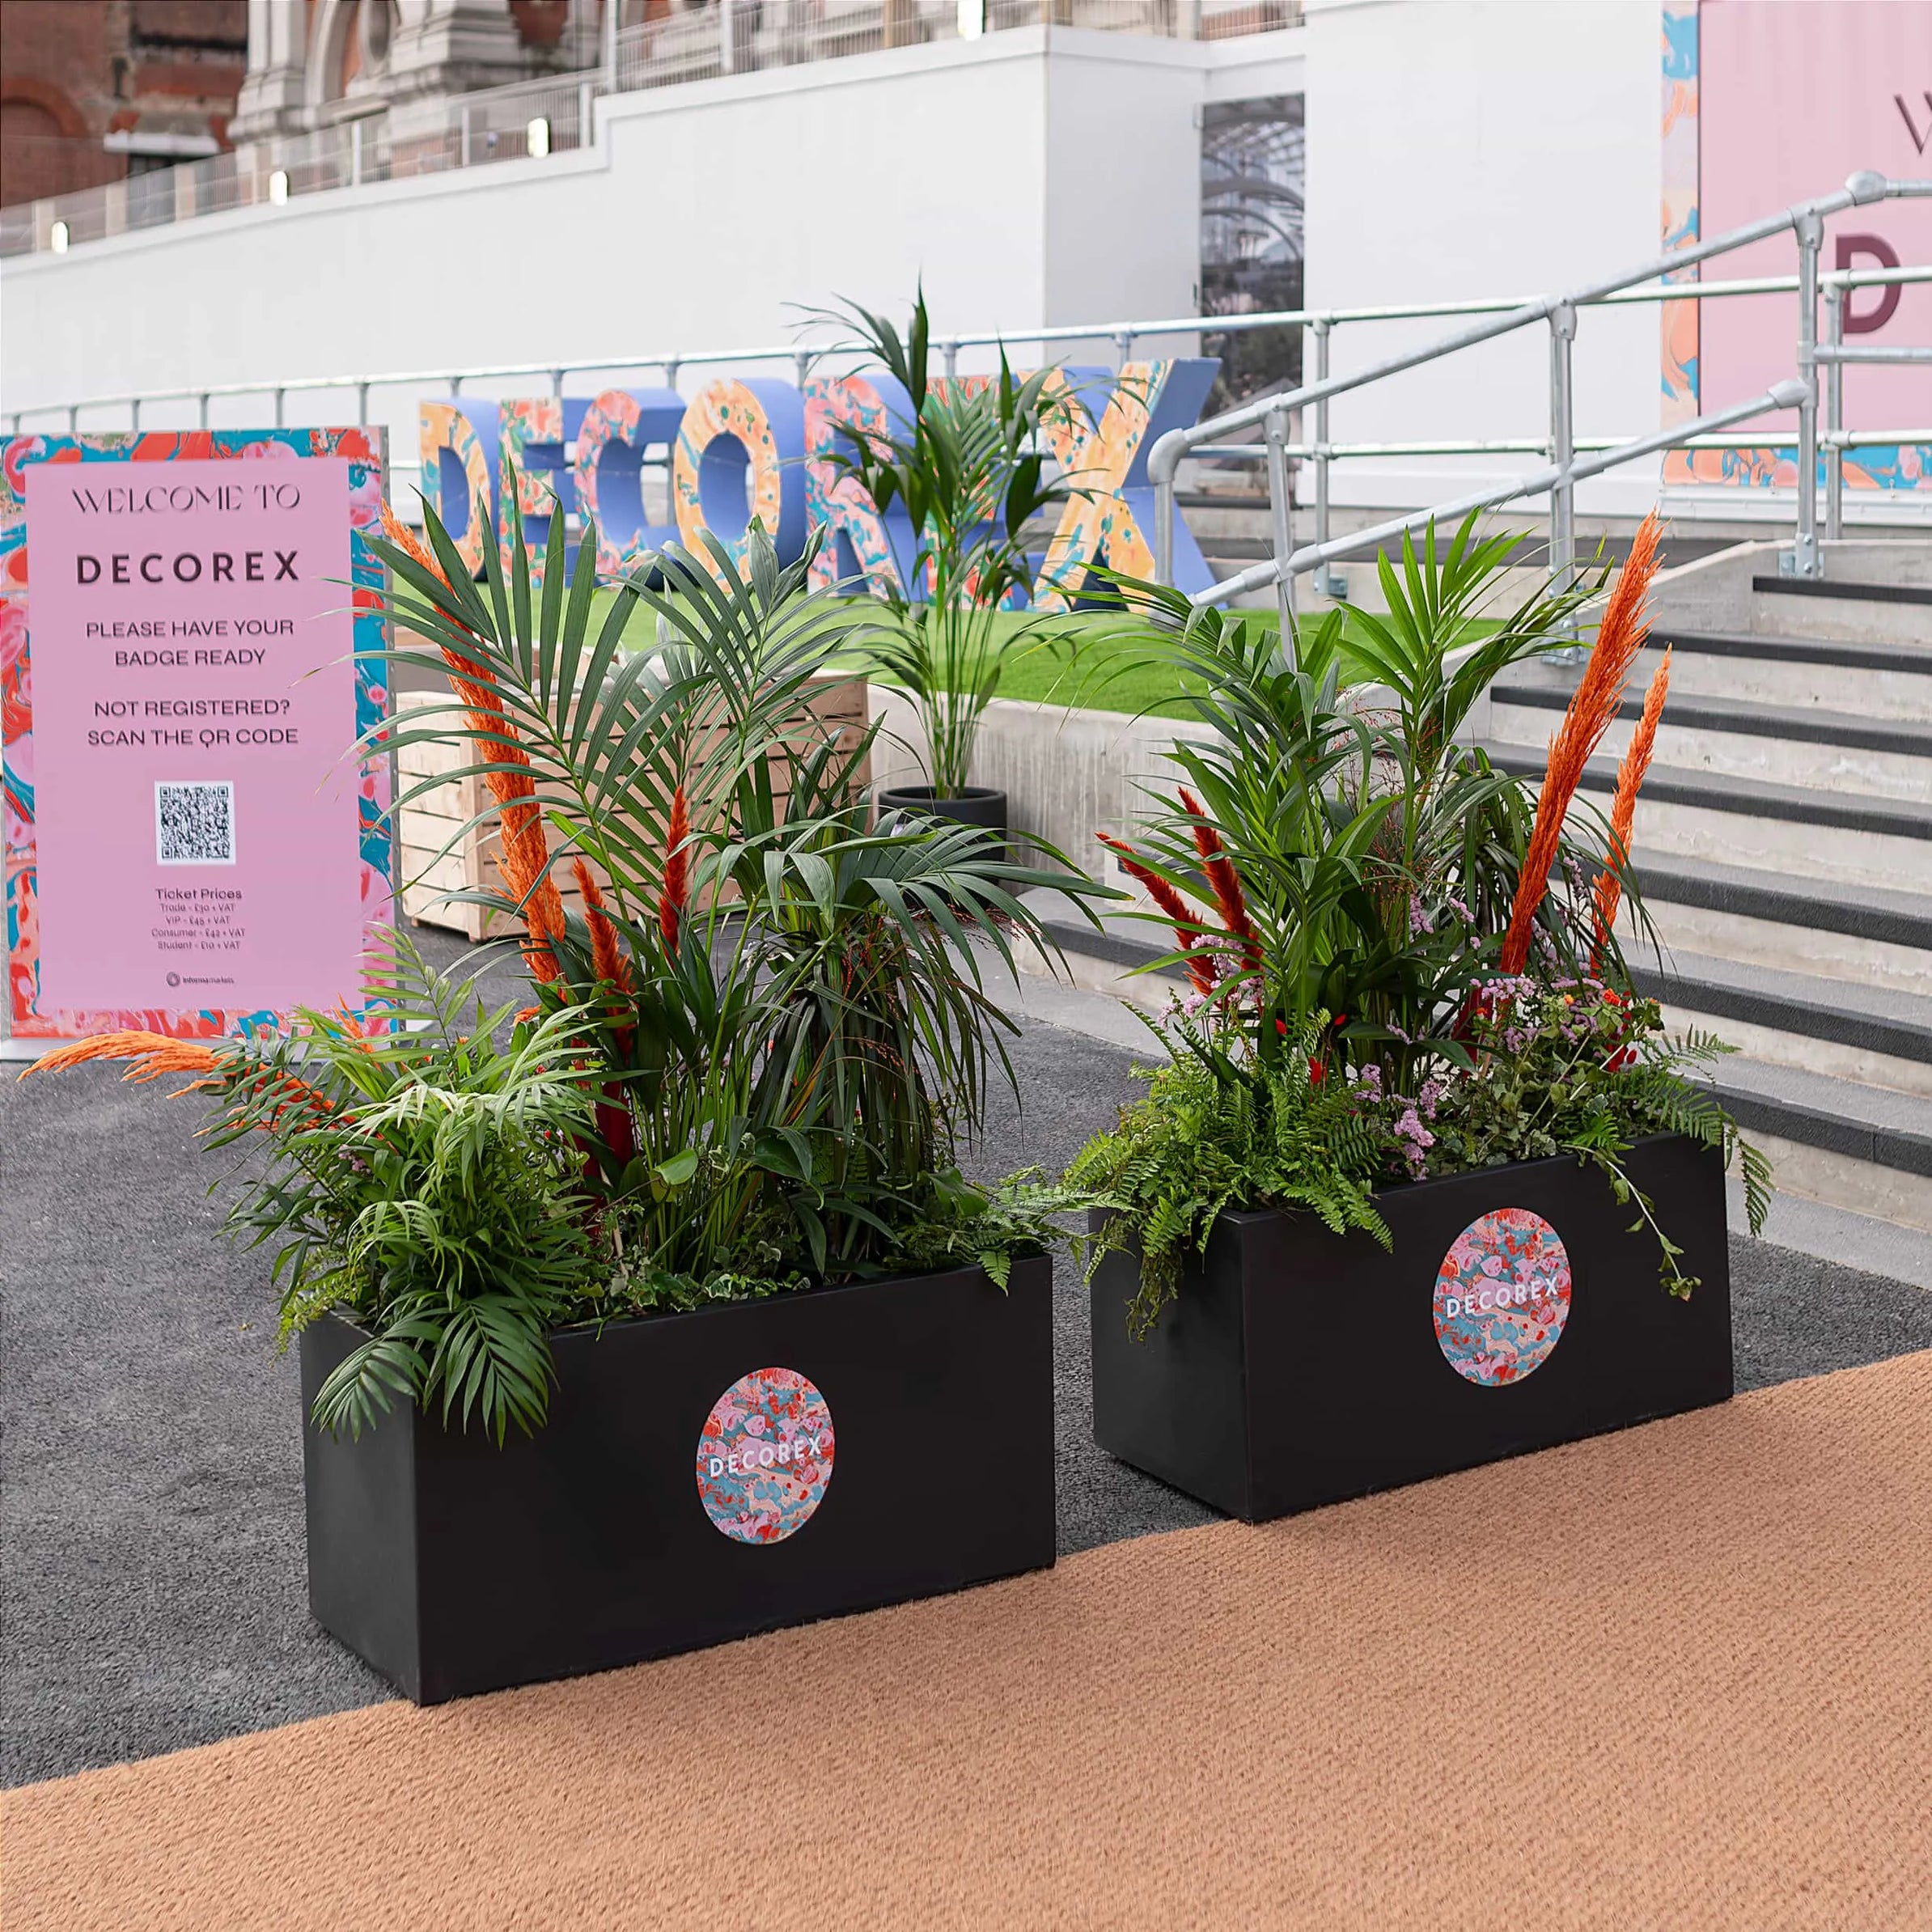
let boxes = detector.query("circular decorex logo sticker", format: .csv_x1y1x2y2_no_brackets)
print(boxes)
696,1367,835,1544
1433,1208,1572,1388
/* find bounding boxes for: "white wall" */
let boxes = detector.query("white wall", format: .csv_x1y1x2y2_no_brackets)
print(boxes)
4,2,1730,527
1303,0,1663,515
2,31,1302,457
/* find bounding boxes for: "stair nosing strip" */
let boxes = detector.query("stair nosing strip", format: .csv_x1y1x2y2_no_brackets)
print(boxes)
1631,858,1932,951
1490,683,1932,758
1630,964,1932,1065
1752,574,1932,608
1644,628,1932,674
1482,744,1932,839
1710,1080,1932,1179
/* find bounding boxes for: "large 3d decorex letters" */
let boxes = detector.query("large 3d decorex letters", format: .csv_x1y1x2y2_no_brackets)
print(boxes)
417,360,1220,605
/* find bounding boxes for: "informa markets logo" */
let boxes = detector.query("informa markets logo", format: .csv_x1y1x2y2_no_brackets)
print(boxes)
1433,1208,1572,1388
695,1367,834,1544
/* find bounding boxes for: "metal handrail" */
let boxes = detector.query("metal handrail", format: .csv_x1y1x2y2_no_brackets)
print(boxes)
1150,170,1932,649
6,262,1923,434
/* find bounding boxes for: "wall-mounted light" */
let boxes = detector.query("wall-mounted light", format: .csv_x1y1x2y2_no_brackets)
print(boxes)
526,117,551,159
268,168,290,205
49,220,70,253
957,0,985,37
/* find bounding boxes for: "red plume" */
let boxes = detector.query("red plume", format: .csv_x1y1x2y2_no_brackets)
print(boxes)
1097,833,1216,997
1178,789,1262,978
659,786,691,952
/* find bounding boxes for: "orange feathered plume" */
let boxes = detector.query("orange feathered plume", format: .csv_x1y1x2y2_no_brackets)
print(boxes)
381,502,566,983
21,1031,222,1087
19,1030,340,1127
1591,644,1671,965
570,862,637,1169
659,786,691,954
1498,511,1663,976
1179,788,1263,979
1096,833,1217,997
572,860,633,996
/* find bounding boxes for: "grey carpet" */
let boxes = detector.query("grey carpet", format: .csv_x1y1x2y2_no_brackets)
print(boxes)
4,1009,1930,1788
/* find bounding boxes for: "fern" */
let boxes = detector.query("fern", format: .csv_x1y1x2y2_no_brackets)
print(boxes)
1069,1027,1392,1341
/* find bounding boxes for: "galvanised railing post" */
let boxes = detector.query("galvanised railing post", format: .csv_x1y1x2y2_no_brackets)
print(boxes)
198,393,210,429
358,381,371,426
1311,315,1336,591
68,403,78,433
1788,206,1824,578
943,339,960,381
1154,459,1174,585
1264,405,1298,667
131,397,142,432
1115,329,1133,370
1824,278,1845,544
1547,299,1576,599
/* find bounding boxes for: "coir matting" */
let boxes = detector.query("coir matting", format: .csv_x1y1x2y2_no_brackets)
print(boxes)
4,1350,1928,1930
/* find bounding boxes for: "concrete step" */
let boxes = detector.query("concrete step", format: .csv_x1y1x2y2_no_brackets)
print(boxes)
1489,675,1932,803
1479,743,1932,896
1749,574,1932,646
1629,852,1932,997
1704,1055,1932,1233
1633,949,1932,1099
1641,629,1932,720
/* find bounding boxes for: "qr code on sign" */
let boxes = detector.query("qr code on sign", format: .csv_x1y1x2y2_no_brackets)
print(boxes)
155,782,236,865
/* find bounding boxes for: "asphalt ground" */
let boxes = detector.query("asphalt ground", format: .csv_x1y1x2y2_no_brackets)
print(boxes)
5,980,1931,1787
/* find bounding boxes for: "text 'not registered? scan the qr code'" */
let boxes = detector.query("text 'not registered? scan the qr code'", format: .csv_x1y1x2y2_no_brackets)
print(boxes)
155,782,236,866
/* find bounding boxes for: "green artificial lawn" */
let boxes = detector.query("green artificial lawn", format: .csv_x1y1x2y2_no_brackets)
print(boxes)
587,590,1493,719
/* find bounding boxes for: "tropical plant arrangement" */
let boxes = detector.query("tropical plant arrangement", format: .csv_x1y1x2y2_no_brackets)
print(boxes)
32,481,1101,1444
1067,512,1770,1342
812,289,1085,813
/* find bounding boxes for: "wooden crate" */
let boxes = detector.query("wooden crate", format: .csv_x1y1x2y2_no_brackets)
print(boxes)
395,678,872,942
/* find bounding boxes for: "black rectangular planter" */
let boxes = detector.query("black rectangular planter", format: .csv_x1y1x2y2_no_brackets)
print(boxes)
1091,1135,1731,1522
301,1255,1053,1704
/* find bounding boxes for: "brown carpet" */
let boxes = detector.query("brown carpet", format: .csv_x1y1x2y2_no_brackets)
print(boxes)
6,1354,1930,1932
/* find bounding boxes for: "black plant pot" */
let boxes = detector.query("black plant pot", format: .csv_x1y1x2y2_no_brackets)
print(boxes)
1090,1134,1731,1523
875,783,1009,862
301,1256,1054,1704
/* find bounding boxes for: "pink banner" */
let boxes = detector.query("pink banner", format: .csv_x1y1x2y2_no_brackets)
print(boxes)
1700,0,1931,461
24,456,371,1019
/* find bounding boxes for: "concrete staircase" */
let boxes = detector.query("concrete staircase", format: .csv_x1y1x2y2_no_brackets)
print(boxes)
1483,543,1932,1232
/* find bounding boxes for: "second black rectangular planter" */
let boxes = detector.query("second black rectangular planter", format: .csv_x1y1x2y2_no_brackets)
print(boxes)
1091,1135,1731,1522
302,1254,1054,1704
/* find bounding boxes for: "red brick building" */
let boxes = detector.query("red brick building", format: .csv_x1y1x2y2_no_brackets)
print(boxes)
0,1,248,209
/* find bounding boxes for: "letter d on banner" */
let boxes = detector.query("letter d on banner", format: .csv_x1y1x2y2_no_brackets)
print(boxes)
417,400,501,578
672,379,807,575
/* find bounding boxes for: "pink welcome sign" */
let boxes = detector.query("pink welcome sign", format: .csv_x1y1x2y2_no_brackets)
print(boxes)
1,431,392,1045
1663,2,1931,495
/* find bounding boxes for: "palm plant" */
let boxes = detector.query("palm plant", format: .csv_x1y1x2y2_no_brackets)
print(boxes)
811,289,1081,799
1094,515,1618,1085
32,932,611,1445
1070,515,1769,1332
372,473,1107,1299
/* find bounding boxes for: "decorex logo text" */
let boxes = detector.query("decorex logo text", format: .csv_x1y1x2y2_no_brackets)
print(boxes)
705,1430,829,1481
417,358,1224,607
